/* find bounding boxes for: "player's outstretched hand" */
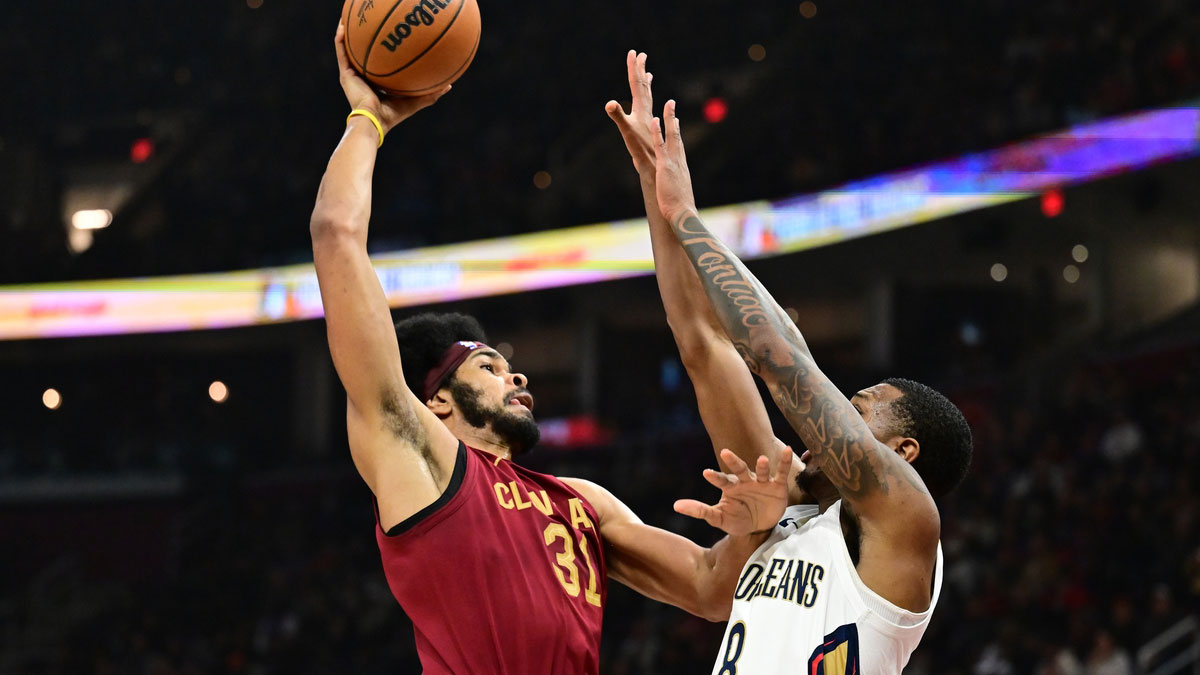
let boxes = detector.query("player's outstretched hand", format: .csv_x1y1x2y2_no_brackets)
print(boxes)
605,51,657,177
651,100,699,226
334,22,450,135
674,448,794,537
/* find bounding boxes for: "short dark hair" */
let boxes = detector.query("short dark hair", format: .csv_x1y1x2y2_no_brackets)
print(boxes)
882,377,973,498
394,312,488,399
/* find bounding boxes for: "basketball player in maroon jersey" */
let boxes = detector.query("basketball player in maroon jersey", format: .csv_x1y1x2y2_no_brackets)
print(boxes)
309,24,795,674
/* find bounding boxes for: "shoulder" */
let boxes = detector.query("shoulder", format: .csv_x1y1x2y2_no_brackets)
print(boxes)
559,477,641,527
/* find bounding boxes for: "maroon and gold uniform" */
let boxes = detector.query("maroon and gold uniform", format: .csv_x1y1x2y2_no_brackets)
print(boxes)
375,442,606,674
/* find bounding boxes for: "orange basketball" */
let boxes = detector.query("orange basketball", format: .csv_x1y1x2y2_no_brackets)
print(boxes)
342,0,481,96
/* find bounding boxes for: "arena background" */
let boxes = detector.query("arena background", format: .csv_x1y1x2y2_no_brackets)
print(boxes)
2,1,1199,673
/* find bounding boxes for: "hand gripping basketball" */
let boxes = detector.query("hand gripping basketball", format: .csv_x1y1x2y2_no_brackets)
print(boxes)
334,22,450,136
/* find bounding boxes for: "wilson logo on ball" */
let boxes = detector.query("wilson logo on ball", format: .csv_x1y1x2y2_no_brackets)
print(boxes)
381,0,453,52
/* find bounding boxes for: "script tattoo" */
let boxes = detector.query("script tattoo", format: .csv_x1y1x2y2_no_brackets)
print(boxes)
672,214,922,501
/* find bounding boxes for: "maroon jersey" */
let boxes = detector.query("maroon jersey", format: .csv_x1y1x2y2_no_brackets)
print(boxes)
375,442,607,674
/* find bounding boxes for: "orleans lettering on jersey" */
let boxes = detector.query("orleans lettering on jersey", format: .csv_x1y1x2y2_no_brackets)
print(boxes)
733,556,825,606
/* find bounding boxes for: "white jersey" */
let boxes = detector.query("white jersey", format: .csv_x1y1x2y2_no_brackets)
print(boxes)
711,500,942,675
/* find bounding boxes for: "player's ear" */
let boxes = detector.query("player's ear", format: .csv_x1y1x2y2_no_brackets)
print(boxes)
891,437,920,464
427,390,454,417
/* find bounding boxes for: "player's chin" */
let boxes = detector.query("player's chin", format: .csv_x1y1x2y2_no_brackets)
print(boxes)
796,463,825,492
506,403,535,418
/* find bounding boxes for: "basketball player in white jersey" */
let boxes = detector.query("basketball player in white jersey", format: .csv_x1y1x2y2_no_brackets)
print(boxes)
607,53,973,674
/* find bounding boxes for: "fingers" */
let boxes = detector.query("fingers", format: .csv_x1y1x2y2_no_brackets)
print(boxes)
638,71,654,117
663,99,685,157
674,499,719,527
605,100,629,125
635,52,649,101
334,22,351,73
626,51,646,94
719,449,754,483
651,117,665,159
702,468,736,490
755,455,771,483
412,85,452,110
626,51,655,116
777,446,795,479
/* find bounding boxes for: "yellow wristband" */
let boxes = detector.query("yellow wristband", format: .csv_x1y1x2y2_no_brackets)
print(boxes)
347,108,385,148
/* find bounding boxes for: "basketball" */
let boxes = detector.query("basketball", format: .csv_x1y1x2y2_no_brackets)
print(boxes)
341,0,481,96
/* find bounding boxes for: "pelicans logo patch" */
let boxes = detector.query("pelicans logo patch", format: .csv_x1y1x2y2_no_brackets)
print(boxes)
808,623,860,675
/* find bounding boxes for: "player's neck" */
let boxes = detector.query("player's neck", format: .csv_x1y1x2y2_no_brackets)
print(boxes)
444,419,513,461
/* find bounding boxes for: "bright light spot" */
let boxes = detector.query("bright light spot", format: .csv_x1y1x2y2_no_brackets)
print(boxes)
1063,265,1081,284
990,263,1008,282
209,381,229,403
703,97,729,124
785,307,800,323
799,1,818,18
533,171,552,190
43,388,62,410
67,228,94,254
748,44,767,62
71,209,112,230
1072,244,1089,263
1041,189,1064,218
496,342,515,360
130,137,154,164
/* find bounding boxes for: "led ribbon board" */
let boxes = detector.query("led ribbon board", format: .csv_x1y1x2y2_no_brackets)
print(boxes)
1,105,1197,340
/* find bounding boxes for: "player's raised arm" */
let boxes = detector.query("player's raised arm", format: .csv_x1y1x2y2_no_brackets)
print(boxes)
563,449,792,622
310,23,457,517
605,52,792,480
649,100,941,608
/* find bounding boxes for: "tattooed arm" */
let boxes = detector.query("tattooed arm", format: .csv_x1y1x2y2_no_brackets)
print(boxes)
649,100,940,612
605,51,795,484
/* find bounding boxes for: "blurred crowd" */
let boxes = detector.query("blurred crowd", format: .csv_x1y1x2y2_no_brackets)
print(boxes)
3,1,1200,672
2,0,1199,283
2,331,1199,674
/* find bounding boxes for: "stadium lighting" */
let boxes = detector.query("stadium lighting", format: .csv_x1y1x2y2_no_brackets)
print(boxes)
1041,189,1064,217
71,209,113,231
42,388,62,410
703,97,729,124
129,138,154,164
209,381,229,403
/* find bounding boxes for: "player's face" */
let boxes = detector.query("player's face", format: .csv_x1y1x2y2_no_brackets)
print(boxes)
447,350,540,454
454,350,535,417
796,383,905,498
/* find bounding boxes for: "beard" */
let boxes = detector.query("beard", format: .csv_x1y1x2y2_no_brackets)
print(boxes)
448,378,540,456
795,457,836,505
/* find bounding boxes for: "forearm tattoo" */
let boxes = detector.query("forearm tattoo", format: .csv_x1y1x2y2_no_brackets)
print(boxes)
672,215,926,501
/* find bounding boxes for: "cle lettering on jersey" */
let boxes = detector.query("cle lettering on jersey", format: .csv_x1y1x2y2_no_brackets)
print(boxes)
493,482,594,529
734,557,825,607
